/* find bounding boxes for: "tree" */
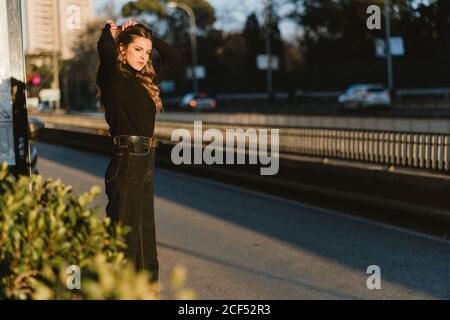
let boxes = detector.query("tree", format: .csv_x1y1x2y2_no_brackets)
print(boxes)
121,0,216,39
266,1,286,71
215,32,250,92
286,0,450,64
243,13,264,74
290,0,386,65
25,55,54,98
241,8,286,87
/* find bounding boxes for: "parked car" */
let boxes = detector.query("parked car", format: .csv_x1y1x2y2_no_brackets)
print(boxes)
180,92,217,111
37,101,53,112
338,84,391,109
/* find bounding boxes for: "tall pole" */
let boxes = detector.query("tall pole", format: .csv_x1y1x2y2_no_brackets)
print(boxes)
52,51,61,110
384,0,394,98
264,0,273,102
3,0,31,177
167,2,198,96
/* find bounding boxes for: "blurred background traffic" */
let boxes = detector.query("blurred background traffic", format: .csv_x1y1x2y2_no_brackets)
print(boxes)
23,0,450,115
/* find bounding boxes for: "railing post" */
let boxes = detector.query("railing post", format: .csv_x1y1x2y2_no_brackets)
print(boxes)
407,134,413,168
374,132,380,163
389,133,395,165
445,135,449,172
437,135,444,171
431,135,437,170
424,135,431,169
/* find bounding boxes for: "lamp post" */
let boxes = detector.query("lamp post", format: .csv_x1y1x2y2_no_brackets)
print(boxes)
167,2,198,96
1,0,32,177
264,0,274,102
384,0,394,98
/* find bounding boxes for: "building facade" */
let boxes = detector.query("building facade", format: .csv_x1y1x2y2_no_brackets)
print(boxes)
25,0,94,59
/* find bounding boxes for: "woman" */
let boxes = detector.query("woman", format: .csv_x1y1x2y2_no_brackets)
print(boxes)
97,19,182,283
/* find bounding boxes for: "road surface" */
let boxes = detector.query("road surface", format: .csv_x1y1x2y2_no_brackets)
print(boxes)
34,141,450,299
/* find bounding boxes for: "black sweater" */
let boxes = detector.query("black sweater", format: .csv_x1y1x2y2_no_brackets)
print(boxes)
96,24,182,138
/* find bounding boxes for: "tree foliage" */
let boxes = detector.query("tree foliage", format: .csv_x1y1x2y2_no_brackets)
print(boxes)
0,163,194,300
287,0,450,65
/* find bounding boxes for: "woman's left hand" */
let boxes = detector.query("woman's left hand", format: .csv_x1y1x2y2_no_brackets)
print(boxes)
122,20,137,31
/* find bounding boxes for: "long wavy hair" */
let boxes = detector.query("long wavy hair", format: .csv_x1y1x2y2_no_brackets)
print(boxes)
98,23,163,113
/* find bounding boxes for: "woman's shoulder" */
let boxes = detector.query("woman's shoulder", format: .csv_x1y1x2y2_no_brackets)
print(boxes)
97,62,120,83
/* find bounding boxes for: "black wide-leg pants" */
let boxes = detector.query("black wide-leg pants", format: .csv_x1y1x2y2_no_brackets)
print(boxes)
105,140,158,282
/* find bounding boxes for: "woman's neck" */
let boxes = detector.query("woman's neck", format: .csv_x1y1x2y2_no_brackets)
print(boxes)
123,62,139,76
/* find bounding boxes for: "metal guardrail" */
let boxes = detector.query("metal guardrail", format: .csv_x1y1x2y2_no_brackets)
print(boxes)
36,114,450,174
283,128,450,172
155,121,450,173
396,87,450,97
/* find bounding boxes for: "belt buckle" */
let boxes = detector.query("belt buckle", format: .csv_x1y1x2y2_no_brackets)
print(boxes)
114,136,126,146
150,137,158,148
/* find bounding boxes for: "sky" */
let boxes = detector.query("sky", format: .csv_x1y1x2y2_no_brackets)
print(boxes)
93,0,299,42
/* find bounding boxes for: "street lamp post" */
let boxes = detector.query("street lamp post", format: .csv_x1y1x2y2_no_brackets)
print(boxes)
384,0,394,98
167,2,199,96
264,0,274,102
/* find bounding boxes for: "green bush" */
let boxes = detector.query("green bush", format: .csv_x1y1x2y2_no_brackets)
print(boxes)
0,162,195,300
29,255,195,300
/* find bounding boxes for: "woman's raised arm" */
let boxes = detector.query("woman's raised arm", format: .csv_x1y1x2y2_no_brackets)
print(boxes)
97,21,118,68
152,37,183,83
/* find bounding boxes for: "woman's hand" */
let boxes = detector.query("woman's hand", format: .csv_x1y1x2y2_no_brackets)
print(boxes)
106,20,117,38
121,20,137,31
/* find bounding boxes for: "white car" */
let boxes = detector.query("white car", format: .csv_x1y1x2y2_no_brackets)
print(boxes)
180,92,217,111
338,84,391,109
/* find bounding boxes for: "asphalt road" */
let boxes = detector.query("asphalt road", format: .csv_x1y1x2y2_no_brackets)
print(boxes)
35,141,450,299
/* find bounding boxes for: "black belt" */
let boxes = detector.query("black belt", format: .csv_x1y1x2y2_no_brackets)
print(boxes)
113,135,158,148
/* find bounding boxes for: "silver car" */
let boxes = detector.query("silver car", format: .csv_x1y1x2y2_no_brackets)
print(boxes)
180,92,217,111
338,84,391,109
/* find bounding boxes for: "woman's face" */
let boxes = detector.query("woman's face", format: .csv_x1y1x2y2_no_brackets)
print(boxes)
120,36,152,71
